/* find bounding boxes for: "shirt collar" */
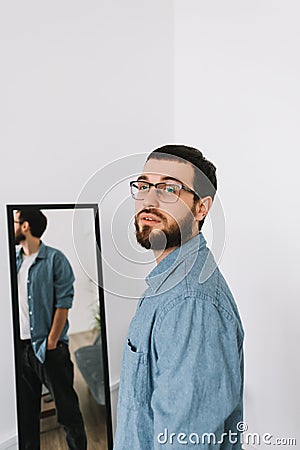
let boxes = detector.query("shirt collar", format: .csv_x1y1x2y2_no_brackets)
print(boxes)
35,241,47,259
16,240,47,261
145,233,207,293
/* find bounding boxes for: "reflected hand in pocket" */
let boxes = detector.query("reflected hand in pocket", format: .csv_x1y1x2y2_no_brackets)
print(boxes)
47,338,58,350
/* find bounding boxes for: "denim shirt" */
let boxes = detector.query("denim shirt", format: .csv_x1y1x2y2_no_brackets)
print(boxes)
113,233,244,450
16,241,74,363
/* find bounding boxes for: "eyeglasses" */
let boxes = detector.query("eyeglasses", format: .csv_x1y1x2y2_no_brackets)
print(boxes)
14,221,21,224
130,180,198,203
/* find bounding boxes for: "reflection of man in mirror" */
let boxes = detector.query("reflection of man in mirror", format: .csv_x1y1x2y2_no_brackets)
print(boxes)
114,145,244,449
14,209,87,450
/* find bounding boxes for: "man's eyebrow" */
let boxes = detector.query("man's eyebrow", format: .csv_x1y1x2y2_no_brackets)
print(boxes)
137,175,149,181
136,175,184,184
160,176,183,184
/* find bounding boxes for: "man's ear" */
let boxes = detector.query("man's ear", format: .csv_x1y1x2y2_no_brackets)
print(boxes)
21,220,30,233
194,196,213,222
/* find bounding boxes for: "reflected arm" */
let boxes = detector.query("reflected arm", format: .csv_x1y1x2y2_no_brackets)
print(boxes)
47,308,69,349
48,250,75,349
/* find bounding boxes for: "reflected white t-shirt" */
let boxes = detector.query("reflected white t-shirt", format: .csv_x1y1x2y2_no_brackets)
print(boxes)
18,252,38,340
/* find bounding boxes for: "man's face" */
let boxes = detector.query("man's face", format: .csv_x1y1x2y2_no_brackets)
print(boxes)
134,158,200,252
14,212,25,245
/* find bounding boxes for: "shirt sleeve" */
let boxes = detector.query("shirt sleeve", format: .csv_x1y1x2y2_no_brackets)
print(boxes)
53,251,75,309
151,295,242,449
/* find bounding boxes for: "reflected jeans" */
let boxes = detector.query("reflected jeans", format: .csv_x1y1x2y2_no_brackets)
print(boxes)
19,340,87,450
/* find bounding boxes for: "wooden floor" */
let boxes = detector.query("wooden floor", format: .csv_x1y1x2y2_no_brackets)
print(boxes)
40,330,108,450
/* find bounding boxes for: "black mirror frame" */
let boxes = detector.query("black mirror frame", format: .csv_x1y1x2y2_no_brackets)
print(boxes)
6,203,113,450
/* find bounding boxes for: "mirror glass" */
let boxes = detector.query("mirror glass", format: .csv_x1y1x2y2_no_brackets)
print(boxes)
7,204,113,450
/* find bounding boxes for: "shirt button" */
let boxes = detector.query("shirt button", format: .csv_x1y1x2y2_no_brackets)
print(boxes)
27,280,30,283
30,327,33,331
29,311,32,315
28,296,31,299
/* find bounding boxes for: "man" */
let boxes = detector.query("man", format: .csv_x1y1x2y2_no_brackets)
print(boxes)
113,145,244,449
14,208,87,450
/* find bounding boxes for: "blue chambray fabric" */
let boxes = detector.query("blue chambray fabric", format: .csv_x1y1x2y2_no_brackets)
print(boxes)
16,241,74,363
113,233,244,450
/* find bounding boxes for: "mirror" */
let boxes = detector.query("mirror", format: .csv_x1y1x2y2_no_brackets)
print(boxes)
6,204,113,450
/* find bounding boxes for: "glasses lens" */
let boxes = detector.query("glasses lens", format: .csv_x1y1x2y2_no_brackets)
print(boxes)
131,181,149,200
156,183,180,203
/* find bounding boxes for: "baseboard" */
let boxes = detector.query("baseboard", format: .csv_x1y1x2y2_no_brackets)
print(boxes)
0,434,17,450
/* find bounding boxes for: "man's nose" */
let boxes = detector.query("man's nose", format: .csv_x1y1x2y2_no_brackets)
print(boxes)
142,186,160,208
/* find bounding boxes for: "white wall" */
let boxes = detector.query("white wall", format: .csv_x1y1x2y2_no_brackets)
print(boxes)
174,0,299,447
0,1,174,447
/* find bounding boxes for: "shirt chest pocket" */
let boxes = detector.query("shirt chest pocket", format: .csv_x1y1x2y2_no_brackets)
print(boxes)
119,339,149,411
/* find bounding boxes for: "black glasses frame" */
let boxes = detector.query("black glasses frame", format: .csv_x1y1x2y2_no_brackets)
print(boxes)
129,180,198,203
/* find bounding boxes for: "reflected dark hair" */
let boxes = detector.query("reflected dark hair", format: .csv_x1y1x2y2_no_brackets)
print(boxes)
17,209,47,238
147,144,217,230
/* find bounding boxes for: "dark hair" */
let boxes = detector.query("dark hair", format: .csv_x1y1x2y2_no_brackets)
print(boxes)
147,144,217,230
17,209,47,238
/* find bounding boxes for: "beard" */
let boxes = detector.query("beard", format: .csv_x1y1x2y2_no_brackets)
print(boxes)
134,205,196,251
15,232,25,245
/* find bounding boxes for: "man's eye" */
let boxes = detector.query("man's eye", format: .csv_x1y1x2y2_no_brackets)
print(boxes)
163,184,178,194
138,184,149,191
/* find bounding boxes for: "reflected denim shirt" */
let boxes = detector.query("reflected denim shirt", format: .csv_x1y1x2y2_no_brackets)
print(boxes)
113,233,244,450
16,241,74,363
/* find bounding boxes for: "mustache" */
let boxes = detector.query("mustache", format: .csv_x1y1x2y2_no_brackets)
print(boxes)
137,208,166,221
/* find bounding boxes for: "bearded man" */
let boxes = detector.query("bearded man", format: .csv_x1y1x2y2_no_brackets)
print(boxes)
113,145,244,450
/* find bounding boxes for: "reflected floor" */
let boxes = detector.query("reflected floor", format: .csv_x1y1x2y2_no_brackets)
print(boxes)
40,330,108,450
